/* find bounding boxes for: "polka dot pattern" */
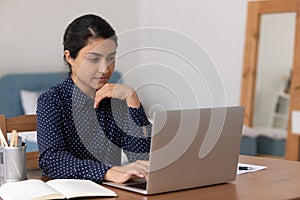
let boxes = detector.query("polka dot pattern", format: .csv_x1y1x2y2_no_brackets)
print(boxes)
37,75,151,183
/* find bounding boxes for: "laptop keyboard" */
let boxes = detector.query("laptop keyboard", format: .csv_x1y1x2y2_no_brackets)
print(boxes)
126,182,147,190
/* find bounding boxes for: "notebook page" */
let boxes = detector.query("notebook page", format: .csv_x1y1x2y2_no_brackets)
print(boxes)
46,179,117,199
0,179,64,200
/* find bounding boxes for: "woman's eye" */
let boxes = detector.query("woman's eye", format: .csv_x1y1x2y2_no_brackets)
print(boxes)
107,57,115,63
88,57,99,63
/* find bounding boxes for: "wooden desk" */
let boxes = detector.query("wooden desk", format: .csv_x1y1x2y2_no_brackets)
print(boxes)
27,155,300,200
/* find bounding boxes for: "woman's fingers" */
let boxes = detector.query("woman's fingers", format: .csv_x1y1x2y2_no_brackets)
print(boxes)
134,160,149,173
125,160,149,180
104,160,149,183
94,84,113,108
94,83,140,108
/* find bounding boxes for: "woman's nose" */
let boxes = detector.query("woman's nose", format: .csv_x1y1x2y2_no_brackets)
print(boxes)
97,60,109,73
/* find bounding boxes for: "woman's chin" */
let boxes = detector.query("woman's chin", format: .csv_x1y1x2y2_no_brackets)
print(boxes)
96,82,106,90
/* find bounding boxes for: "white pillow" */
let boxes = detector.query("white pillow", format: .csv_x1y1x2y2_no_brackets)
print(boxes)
20,89,41,114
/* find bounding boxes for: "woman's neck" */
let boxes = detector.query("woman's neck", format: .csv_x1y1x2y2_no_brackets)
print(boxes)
71,75,95,99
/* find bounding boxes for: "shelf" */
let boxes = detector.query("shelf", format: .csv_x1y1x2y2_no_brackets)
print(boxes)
273,112,289,120
271,92,290,129
277,92,290,100
272,117,288,129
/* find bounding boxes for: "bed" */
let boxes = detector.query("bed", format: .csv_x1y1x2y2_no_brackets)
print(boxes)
0,72,66,118
241,126,286,157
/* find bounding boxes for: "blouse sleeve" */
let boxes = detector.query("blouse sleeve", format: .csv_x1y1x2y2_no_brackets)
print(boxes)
37,90,111,183
122,104,152,162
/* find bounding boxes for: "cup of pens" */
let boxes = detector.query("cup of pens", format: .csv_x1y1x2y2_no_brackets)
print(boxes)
0,130,27,183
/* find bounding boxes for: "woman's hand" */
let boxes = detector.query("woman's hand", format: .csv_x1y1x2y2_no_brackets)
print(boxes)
104,160,149,183
94,83,140,108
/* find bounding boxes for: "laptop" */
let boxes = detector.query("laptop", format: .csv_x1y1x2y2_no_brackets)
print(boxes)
103,106,244,195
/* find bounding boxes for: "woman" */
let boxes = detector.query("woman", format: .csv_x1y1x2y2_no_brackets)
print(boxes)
37,14,151,184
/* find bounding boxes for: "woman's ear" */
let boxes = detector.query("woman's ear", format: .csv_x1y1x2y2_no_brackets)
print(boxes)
64,50,74,66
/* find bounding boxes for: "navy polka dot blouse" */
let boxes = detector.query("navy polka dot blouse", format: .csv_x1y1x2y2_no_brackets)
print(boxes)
37,75,152,183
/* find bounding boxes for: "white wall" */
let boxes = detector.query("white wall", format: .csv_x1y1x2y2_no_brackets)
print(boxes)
136,0,247,110
0,0,141,75
0,0,248,110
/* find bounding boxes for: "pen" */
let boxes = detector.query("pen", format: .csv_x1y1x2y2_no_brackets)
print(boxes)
21,136,27,146
239,166,252,170
18,136,22,147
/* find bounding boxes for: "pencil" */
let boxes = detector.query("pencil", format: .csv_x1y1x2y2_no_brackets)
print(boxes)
13,130,18,147
10,130,15,147
10,129,18,147
0,128,8,146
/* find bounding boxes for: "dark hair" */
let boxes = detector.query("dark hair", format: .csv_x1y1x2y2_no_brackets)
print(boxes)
63,14,118,74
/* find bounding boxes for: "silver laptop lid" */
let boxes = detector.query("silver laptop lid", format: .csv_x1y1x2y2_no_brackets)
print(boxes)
103,106,244,195
146,106,244,194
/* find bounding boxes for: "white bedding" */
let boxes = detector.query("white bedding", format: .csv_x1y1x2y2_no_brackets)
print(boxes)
242,125,287,140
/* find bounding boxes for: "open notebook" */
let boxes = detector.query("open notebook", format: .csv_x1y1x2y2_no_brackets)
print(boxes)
0,179,117,200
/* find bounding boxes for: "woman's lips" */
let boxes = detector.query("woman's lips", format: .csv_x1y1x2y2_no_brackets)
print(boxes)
95,76,108,83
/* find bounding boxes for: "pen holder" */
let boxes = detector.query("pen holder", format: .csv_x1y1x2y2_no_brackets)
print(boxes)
0,146,26,183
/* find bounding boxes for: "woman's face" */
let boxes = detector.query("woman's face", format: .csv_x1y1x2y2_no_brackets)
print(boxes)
66,38,117,96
